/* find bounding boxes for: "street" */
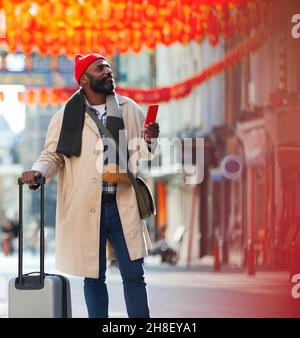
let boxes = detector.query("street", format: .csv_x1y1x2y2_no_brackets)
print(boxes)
1,253,299,318
1,0,300,322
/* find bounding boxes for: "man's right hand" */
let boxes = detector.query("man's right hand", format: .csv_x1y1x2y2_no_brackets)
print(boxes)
21,171,42,186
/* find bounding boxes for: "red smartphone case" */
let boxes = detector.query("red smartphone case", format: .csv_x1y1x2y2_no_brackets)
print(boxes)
144,105,159,127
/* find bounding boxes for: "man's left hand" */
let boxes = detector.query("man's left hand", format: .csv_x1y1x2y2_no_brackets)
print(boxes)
143,122,160,142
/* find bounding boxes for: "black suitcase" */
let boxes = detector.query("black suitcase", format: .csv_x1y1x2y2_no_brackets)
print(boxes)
8,176,72,318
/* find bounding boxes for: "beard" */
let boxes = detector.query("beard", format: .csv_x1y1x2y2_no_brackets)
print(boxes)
86,73,115,95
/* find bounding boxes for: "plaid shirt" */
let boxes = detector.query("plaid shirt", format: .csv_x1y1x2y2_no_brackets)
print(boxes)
86,101,117,195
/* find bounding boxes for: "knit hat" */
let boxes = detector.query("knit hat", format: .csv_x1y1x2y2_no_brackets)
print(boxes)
74,53,106,84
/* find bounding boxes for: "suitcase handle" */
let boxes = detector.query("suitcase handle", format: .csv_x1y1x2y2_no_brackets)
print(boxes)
17,176,46,288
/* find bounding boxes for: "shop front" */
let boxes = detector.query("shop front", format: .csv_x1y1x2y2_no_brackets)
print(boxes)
265,104,300,271
237,115,275,269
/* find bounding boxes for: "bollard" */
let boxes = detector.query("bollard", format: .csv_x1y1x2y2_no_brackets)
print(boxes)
247,238,255,276
213,240,220,272
262,237,268,267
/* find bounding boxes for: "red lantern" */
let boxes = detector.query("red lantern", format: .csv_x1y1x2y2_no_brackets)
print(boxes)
50,89,60,106
27,89,36,106
39,88,48,107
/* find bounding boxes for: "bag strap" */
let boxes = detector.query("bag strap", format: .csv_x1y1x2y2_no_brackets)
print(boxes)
86,106,139,190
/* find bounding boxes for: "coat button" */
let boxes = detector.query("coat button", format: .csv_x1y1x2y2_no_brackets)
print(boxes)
90,208,96,213
91,178,97,183
93,149,100,155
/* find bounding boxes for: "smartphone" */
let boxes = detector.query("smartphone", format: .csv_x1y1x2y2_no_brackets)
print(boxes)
144,104,159,127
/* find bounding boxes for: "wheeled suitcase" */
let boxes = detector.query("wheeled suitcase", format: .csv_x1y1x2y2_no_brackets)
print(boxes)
8,177,72,318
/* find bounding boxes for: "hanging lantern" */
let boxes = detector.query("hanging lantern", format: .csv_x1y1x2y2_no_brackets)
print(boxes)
27,89,36,106
50,88,60,106
59,88,72,104
39,88,48,106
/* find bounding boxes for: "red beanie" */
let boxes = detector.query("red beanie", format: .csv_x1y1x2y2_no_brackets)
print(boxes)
74,53,106,84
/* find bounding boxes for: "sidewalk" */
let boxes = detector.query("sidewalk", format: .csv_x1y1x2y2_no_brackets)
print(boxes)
1,253,299,318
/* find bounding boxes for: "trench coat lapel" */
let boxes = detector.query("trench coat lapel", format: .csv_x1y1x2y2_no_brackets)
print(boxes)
85,112,100,136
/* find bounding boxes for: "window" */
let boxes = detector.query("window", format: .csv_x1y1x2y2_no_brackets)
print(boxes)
6,54,26,72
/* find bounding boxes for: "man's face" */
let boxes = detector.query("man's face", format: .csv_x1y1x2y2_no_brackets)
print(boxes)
84,59,115,94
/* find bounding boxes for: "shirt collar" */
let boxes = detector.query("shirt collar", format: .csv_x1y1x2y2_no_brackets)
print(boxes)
84,96,106,116
84,96,104,109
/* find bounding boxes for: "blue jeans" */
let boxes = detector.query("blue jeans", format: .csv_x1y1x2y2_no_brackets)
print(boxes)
83,200,150,318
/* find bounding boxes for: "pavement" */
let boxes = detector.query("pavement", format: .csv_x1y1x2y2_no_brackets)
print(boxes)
0,252,300,318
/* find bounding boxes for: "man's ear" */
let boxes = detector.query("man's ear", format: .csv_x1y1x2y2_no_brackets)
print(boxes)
80,73,88,87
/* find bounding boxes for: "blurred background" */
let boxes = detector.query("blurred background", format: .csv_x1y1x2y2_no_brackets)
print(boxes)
0,0,300,317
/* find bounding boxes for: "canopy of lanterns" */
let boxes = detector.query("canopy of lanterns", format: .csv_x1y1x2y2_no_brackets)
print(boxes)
0,0,267,57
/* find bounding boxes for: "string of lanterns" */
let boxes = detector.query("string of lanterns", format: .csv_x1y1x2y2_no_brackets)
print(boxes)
0,27,267,105
0,0,267,57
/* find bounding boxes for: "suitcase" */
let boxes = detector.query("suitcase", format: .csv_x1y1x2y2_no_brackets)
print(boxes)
8,177,72,318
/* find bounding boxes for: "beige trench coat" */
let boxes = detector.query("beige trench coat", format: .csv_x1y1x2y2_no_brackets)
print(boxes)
32,95,159,278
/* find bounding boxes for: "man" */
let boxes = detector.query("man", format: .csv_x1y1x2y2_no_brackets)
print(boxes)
21,53,160,318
